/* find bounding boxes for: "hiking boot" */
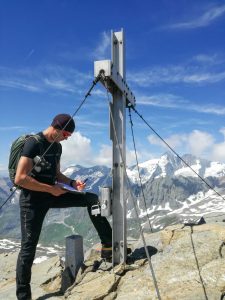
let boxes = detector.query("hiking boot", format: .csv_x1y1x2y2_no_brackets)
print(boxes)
100,244,132,259
101,244,112,259
126,247,132,256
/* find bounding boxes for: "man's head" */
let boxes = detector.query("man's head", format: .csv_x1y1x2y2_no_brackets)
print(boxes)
50,114,75,141
51,114,75,133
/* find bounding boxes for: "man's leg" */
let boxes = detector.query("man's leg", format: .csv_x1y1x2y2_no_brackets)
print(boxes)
51,192,112,245
86,193,112,245
16,202,48,300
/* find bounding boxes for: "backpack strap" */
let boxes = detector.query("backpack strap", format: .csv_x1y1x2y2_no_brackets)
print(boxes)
30,134,45,156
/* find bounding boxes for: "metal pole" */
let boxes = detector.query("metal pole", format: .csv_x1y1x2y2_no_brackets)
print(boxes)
65,235,84,278
62,235,84,291
111,29,127,264
94,29,134,265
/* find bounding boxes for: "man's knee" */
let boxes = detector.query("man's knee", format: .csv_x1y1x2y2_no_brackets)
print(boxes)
85,192,99,206
18,248,35,267
20,237,38,264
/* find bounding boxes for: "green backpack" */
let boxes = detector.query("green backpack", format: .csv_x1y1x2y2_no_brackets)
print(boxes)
8,134,43,184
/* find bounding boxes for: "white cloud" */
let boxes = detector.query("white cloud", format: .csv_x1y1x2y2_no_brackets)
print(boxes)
60,131,147,169
187,130,214,157
211,128,225,161
60,131,92,167
0,164,8,176
0,164,7,171
190,104,225,115
167,4,225,30
0,126,26,131
94,144,112,166
76,119,107,129
127,52,225,89
126,150,137,167
110,127,225,164
91,145,150,168
192,54,225,65
0,65,92,94
91,88,107,98
91,144,150,168
137,93,187,108
61,132,112,168
25,49,35,60
135,92,225,116
125,148,153,167
219,127,225,138
148,134,185,149
93,31,111,59
128,65,225,87
148,130,214,158
212,142,225,161
5,128,225,173
44,78,77,93
0,79,41,92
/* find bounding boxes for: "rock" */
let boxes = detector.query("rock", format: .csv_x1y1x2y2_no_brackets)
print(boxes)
31,256,64,299
1,223,225,299
67,272,120,300
0,251,18,300
149,222,225,299
0,251,64,300
115,267,156,300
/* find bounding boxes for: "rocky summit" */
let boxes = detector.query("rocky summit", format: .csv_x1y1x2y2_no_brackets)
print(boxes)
1,222,225,299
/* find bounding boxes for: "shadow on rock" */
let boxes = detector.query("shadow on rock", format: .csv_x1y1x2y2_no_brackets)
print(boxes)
36,290,63,300
129,245,158,261
184,216,206,226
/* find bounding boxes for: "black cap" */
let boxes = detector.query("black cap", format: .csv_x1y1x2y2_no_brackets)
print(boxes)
51,114,75,133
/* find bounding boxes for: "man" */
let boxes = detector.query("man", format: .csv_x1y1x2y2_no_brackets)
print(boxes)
15,113,112,300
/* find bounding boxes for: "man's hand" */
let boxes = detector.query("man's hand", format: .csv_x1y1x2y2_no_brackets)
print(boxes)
74,179,86,191
49,184,67,196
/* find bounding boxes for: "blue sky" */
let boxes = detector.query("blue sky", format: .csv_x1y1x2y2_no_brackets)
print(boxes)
1,0,225,175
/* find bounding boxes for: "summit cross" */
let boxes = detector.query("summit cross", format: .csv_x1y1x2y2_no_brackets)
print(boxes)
94,29,135,264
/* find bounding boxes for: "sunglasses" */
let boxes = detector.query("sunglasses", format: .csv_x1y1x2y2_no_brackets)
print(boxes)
62,130,72,138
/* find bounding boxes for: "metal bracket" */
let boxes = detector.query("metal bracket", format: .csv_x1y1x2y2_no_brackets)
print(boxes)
91,204,101,216
94,60,136,107
99,186,112,217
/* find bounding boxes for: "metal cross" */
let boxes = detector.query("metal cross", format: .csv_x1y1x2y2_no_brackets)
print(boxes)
94,29,135,264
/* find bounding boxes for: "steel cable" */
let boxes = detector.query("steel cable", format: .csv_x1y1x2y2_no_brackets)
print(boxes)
128,107,153,233
103,81,162,299
131,105,225,202
0,74,101,211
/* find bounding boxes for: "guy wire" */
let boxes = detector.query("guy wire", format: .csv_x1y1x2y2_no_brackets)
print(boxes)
0,74,101,211
103,81,162,300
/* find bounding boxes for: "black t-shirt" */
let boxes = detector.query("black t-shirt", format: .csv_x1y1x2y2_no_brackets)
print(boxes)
21,132,62,184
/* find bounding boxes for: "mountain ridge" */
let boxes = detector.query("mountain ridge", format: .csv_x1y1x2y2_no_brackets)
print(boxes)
1,152,225,247
128,152,225,184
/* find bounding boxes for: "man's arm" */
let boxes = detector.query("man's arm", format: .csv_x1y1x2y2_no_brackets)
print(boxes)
56,163,86,191
15,156,66,196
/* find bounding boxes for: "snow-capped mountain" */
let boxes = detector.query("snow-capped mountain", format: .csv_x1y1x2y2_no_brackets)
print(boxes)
62,164,111,194
1,152,225,247
126,152,225,232
128,152,225,183
0,177,11,200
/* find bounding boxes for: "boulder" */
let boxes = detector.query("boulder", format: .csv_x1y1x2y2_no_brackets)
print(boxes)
1,223,225,299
